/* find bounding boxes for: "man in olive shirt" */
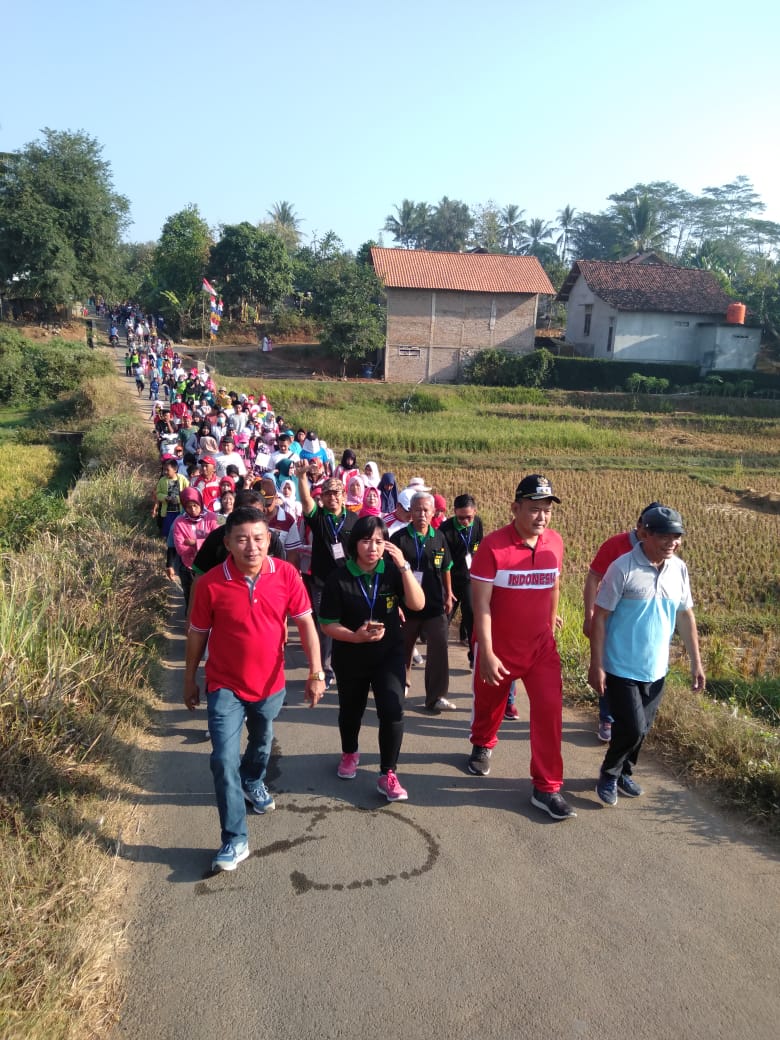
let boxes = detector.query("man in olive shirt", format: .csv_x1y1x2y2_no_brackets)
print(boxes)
391,492,455,712
295,462,358,688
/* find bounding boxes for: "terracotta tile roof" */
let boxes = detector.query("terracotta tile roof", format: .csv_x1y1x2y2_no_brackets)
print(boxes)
557,260,734,316
370,247,555,295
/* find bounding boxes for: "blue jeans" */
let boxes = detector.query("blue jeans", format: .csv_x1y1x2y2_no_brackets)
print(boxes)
598,695,614,723
207,687,285,845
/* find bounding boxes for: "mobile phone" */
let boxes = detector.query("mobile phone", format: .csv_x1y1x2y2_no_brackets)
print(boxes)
365,621,383,632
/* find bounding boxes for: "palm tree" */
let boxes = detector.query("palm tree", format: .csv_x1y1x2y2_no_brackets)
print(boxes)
613,195,667,254
499,204,526,253
267,200,302,250
521,218,554,256
383,199,429,248
555,205,576,263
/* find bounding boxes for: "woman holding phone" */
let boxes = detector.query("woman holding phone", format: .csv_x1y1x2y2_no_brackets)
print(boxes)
319,515,425,801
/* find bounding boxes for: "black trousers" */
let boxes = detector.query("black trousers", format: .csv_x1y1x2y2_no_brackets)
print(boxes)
600,673,666,779
334,650,405,773
451,579,474,659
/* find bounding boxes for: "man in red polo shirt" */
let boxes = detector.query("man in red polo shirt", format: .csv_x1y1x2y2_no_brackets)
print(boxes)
184,506,326,872
468,474,576,821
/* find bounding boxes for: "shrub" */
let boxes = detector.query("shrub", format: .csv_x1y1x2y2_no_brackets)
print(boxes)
464,347,554,388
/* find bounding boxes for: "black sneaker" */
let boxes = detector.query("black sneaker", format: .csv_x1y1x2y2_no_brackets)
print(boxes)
530,788,577,820
467,745,492,776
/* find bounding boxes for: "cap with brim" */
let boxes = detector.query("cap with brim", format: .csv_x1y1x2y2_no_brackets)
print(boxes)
514,474,561,503
641,506,685,535
408,477,431,491
200,455,216,467
397,489,414,510
321,478,344,493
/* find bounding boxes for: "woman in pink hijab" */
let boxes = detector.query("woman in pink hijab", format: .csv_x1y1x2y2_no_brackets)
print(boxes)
359,485,382,518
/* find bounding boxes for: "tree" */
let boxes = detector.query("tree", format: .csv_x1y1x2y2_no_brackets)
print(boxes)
149,205,212,335
611,194,669,254
555,205,576,263
425,197,472,251
569,211,624,260
499,204,526,253
701,176,765,240
383,199,429,248
208,223,292,319
265,200,302,250
470,202,504,251
318,261,385,377
0,128,129,309
520,218,555,261
115,241,156,301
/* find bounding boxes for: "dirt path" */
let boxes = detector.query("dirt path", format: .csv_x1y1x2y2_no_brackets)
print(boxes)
108,349,780,1040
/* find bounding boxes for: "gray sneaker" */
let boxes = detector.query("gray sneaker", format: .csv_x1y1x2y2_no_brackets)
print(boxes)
531,788,577,820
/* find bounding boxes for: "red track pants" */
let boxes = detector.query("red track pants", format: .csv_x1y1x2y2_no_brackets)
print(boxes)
470,638,564,793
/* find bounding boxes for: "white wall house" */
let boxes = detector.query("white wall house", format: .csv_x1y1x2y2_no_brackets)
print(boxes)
558,258,761,371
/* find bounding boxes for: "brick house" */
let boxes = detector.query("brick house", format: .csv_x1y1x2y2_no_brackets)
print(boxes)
370,247,555,383
557,257,761,370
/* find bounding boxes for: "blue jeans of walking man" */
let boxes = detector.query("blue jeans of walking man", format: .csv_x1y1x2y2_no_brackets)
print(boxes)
208,686,285,845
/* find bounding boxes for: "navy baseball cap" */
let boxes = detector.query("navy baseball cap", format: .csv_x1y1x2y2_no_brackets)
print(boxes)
642,506,685,535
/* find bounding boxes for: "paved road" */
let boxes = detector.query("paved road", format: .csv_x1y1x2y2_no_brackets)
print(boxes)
110,351,779,1040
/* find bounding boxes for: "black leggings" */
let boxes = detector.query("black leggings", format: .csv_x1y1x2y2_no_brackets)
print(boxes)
334,651,405,773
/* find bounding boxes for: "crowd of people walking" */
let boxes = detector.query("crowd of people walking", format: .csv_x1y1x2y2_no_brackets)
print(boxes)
130,328,705,872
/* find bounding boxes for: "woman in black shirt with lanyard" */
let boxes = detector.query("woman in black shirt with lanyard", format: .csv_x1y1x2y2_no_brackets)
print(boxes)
319,515,425,802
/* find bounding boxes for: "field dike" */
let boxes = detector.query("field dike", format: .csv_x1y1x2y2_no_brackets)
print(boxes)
1,367,779,1038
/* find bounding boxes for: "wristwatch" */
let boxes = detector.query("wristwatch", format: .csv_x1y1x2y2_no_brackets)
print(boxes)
309,670,326,681
401,561,411,571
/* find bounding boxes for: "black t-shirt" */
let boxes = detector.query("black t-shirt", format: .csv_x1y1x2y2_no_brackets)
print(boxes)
191,525,285,575
440,515,484,587
319,558,405,667
304,505,358,584
390,524,452,618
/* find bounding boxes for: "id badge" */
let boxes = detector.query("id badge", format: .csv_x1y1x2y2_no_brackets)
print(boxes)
413,570,424,584
332,542,345,560
465,552,473,569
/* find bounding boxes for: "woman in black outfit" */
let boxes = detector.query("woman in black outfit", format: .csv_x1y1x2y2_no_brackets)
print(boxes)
319,515,424,802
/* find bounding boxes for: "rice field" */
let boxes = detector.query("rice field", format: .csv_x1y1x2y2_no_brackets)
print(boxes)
212,375,780,706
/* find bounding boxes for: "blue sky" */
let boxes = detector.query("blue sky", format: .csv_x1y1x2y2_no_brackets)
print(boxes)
3,0,778,251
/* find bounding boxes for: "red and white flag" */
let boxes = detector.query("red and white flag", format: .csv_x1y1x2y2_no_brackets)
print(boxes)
202,278,217,296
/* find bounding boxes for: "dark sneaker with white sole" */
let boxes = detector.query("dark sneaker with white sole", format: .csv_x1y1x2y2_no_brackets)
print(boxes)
530,788,577,819
617,774,643,797
596,774,618,805
467,745,492,776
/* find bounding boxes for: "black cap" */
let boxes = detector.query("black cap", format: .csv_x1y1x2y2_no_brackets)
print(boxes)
514,474,561,504
641,506,685,535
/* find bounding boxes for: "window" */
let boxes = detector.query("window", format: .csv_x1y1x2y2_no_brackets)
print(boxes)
583,305,592,337
606,317,615,353
398,346,421,357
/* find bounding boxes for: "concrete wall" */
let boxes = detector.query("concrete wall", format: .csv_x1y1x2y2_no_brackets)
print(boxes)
384,288,538,383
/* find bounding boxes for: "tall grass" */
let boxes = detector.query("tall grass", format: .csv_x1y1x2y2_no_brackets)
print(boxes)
0,456,165,1036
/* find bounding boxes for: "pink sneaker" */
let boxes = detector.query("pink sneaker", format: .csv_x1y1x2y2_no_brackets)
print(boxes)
377,770,408,802
337,751,360,779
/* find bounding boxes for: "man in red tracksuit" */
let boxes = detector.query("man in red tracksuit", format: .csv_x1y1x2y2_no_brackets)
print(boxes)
467,474,576,821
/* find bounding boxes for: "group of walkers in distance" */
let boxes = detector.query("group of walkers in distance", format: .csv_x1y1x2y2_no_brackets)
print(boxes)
136,332,706,873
